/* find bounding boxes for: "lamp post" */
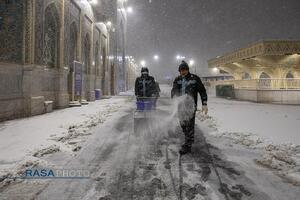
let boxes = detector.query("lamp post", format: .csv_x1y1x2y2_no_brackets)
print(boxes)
176,55,185,61
127,6,133,14
140,60,146,67
189,59,195,73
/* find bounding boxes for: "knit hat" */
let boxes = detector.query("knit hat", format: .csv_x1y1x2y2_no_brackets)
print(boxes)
178,60,189,72
141,67,149,74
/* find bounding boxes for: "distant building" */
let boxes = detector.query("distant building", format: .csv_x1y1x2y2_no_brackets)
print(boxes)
208,40,300,104
0,0,135,121
201,74,234,82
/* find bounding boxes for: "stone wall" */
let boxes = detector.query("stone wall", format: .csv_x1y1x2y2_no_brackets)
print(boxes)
234,89,300,105
0,63,24,120
207,83,300,105
0,0,116,122
0,0,24,63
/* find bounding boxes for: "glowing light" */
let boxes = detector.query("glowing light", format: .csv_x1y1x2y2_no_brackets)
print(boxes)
189,59,195,66
140,60,146,67
127,7,133,13
154,55,159,60
106,21,112,27
176,55,185,60
213,67,219,73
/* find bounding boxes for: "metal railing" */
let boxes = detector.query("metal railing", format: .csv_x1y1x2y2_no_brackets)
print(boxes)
207,78,300,90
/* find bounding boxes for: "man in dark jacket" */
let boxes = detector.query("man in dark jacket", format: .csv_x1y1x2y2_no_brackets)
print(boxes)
171,61,208,155
135,67,157,100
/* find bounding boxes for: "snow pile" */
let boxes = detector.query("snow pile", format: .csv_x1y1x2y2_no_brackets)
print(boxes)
196,112,218,131
197,112,300,186
211,131,265,148
50,103,122,152
33,145,60,158
255,144,300,186
0,99,124,189
0,159,40,189
119,90,134,96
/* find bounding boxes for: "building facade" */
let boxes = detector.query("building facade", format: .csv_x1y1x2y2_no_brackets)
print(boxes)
0,0,132,121
208,40,300,104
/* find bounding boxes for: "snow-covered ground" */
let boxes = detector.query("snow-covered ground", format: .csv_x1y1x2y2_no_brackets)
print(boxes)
119,89,135,96
0,97,128,176
207,97,300,144
196,96,300,186
0,85,299,200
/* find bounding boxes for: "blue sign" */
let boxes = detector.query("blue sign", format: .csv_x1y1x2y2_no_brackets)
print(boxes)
74,61,82,96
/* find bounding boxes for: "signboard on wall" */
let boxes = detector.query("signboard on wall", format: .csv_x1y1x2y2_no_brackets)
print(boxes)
74,61,82,97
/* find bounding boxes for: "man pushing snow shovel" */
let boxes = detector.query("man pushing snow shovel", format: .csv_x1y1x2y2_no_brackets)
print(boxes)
171,61,208,155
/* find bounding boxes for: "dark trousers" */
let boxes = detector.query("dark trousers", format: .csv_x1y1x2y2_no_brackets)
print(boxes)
179,112,196,148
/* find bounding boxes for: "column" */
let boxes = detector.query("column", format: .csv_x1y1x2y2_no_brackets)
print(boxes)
57,0,69,108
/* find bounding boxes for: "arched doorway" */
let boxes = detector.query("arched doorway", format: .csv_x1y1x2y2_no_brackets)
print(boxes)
83,34,90,74
43,3,60,107
111,63,115,95
82,34,90,100
101,47,106,95
242,72,251,80
259,72,271,89
286,71,294,89
95,41,99,76
259,72,271,79
119,21,126,92
94,41,100,91
44,4,60,68
68,22,78,101
286,71,294,78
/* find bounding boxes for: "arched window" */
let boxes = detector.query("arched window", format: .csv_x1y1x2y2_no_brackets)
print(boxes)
259,72,271,89
101,45,106,94
83,34,90,73
69,22,78,70
43,4,59,68
95,41,99,75
259,72,271,79
242,72,251,80
286,71,294,79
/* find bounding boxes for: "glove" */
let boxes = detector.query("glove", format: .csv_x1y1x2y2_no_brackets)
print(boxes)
202,105,208,115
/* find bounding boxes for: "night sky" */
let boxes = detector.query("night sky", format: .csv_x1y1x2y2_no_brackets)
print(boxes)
127,0,300,79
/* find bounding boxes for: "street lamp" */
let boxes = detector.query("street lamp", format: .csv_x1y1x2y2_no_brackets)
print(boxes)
140,60,146,67
127,6,133,13
189,59,196,73
189,59,195,66
106,21,112,28
213,67,219,73
176,55,185,61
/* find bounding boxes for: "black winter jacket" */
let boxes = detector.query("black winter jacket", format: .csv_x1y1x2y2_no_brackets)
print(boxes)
135,75,157,97
171,73,207,106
